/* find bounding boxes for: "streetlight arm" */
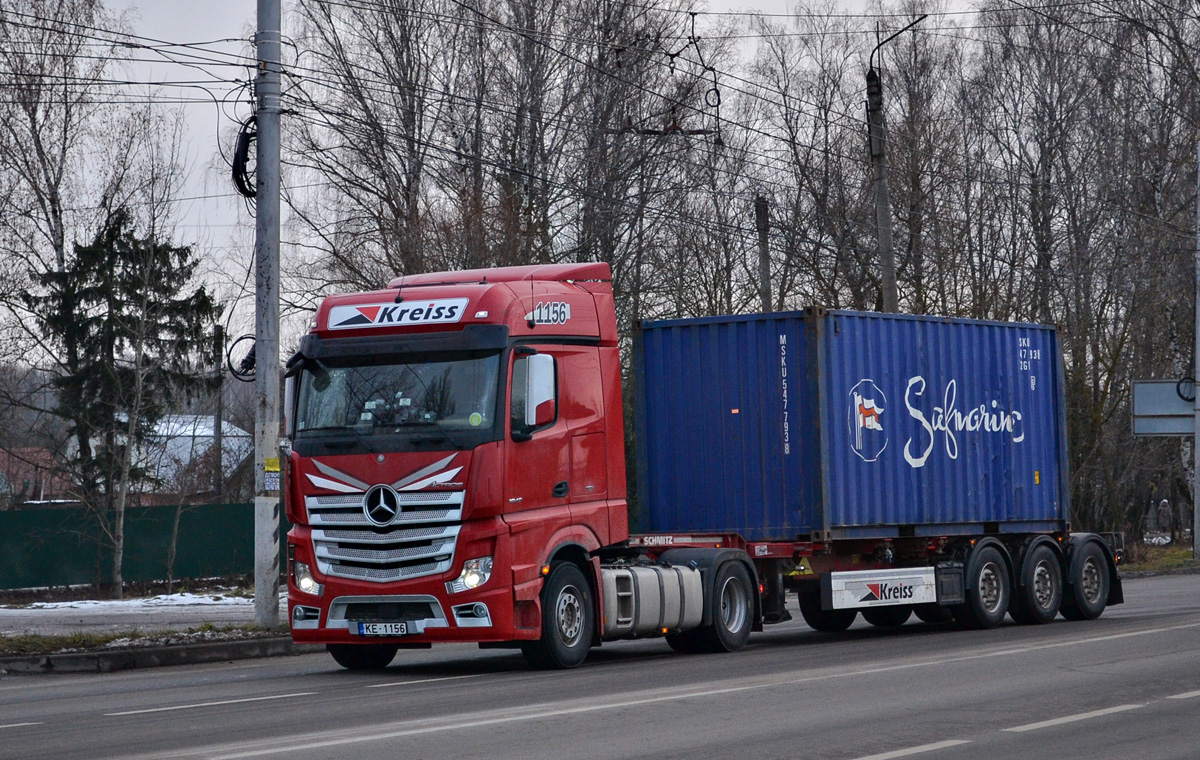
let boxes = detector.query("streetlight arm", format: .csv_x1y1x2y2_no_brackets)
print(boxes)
870,14,929,71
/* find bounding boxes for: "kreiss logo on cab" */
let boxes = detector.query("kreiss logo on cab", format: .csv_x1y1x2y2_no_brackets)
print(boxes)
328,297,469,330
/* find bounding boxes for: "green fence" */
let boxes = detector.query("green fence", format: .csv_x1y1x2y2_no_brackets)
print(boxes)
0,503,288,590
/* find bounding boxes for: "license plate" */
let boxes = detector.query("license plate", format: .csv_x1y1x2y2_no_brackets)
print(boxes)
356,622,408,636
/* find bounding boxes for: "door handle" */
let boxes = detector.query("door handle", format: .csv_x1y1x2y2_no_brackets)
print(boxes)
553,481,569,498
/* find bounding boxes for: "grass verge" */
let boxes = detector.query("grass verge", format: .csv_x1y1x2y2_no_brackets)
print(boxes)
1120,544,1196,574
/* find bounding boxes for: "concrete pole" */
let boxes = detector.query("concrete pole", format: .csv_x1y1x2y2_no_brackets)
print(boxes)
1194,138,1200,561
213,325,224,501
253,0,282,626
867,67,899,314
755,195,771,313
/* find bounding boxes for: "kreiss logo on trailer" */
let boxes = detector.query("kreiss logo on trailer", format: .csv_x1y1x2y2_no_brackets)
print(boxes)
328,298,469,330
858,581,915,602
848,379,888,462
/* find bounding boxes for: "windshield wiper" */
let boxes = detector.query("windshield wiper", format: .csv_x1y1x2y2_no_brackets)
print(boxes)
297,425,373,451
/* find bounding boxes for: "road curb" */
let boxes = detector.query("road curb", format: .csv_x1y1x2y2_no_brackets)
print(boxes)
0,637,323,675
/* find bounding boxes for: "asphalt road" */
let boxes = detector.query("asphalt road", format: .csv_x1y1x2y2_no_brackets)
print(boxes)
1,572,1197,760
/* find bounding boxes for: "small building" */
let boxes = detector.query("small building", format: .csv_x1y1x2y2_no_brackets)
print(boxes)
138,415,252,493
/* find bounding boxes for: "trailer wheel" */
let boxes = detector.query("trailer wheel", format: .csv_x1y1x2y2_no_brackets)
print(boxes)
1061,542,1109,621
798,590,857,632
1010,545,1062,625
951,545,1010,629
913,604,954,624
327,643,397,670
862,605,912,627
686,561,754,653
521,562,594,669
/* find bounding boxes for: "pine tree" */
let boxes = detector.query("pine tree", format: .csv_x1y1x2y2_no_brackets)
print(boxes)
25,208,218,596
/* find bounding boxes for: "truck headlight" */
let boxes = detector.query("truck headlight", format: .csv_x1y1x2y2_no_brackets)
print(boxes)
446,556,493,594
293,559,324,597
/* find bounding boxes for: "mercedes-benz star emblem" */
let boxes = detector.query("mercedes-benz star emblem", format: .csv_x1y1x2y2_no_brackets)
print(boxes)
363,484,401,526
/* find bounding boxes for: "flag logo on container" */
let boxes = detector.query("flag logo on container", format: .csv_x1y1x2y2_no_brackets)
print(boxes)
849,379,887,462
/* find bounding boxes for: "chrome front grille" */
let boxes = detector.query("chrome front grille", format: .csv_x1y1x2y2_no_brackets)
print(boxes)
305,491,463,583
306,491,463,526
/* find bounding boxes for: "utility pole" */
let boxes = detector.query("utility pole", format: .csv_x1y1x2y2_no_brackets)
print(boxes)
755,195,771,313
1194,137,1200,561
213,324,224,502
253,0,282,627
866,15,926,315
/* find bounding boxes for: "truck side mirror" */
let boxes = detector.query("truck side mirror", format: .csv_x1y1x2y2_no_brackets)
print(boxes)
525,353,556,428
283,374,296,438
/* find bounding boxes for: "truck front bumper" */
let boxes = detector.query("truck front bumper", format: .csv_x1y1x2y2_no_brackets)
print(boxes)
286,526,540,645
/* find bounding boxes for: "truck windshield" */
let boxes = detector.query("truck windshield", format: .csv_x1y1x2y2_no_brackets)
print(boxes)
294,351,501,452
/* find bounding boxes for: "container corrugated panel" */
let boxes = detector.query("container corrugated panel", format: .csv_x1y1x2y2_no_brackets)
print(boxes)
635,313,812,541
635,309,1069,541
817,310,1067,537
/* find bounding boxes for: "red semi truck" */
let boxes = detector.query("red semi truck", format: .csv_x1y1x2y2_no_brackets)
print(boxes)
283,262,1122,669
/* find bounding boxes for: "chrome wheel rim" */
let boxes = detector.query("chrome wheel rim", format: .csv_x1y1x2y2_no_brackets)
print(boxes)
1081,558,1102,604
1032,560,1055,610
978,561,1003,614
719,576,748,633
556,584,584,646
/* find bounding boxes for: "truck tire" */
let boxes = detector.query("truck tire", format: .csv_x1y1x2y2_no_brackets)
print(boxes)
862,605,912,627
1009,544,1062,625
327,643,398,670
913,604,954,624
951,545,1010,629
1061,541,1109,621
677,561,755,654
521,562,594,669
798,590,857,633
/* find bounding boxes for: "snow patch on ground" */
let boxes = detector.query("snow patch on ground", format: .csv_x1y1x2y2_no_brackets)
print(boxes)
21,592,256,610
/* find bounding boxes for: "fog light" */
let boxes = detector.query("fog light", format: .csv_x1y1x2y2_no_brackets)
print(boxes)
446,556,493,594
293,560,324,597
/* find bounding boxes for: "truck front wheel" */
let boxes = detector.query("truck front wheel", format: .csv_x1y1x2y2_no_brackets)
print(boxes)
327,643,398,670
521,562,594,669
798,590,857,632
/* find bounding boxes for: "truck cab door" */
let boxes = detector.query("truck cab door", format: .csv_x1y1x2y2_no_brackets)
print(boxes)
505,349,570,514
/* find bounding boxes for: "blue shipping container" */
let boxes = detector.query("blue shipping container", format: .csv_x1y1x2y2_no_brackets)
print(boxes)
634,309,1069,541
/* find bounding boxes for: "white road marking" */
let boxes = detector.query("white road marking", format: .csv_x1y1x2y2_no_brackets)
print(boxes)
1002,704,1144,733
105,692,316,716
148,618,1200,759
1167,689,1200,700
850,739,972,760
0,723,42,730
364,674,485,689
